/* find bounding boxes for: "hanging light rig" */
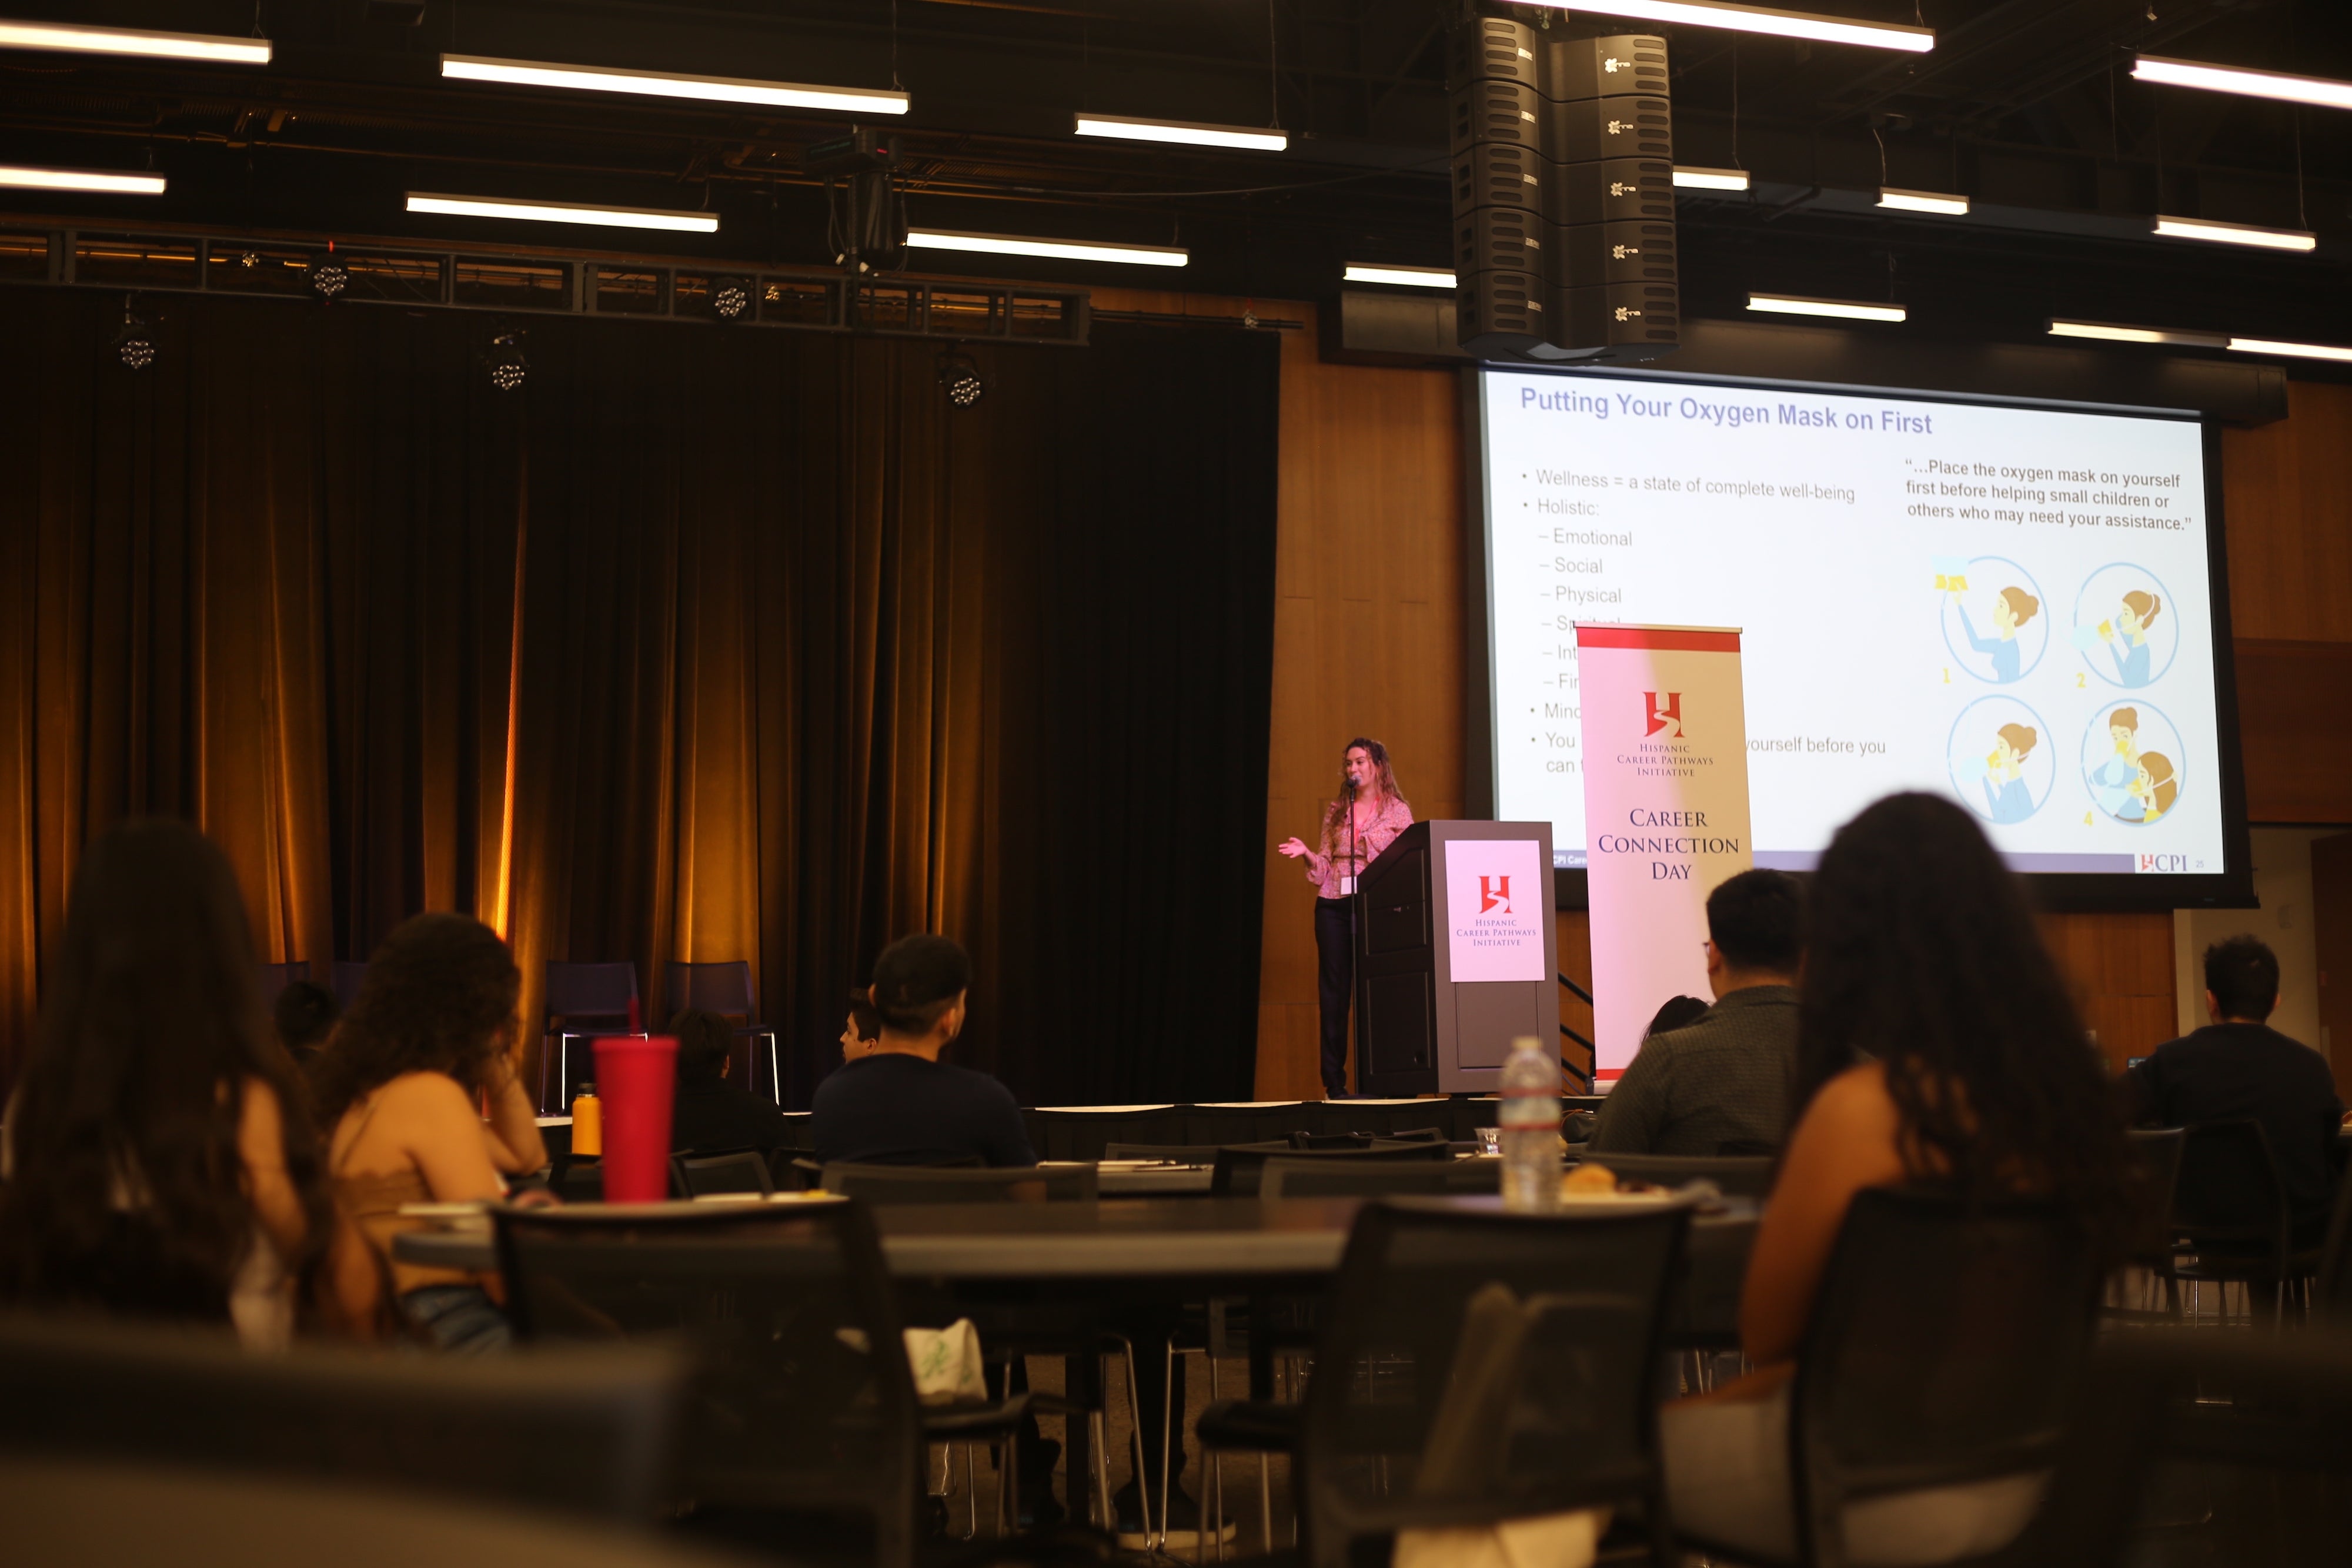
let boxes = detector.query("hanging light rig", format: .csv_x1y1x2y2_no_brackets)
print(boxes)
808,128,905,276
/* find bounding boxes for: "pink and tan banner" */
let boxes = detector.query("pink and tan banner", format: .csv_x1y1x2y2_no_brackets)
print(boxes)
1575,624,1755,1079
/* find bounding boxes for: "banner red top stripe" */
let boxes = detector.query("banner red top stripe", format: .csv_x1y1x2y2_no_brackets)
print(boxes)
1575,627,1742,653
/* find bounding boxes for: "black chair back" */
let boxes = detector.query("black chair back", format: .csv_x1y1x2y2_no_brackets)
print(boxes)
2173,1118,2293,1260
1291,1132,1374,1151
1259,1156,1499,1200
1212,1139,1450,1197
0,1312,681,1520
663,959,757,1019
2122,1127,2187,1266
495,1200,923,1566
820,1162,1098,1203
674,1149,774,1198
1292,1199,1692,1568
1787,1188,2098,1568
1575,1152,1775,1198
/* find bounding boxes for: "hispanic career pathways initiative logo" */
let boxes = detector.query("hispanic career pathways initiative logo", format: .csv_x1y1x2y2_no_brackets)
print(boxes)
1645,691,1684,738
1479,875,1515,914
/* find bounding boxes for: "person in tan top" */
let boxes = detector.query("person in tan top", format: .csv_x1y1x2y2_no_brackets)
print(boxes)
0,820,328,1350
1662,794,2132,1566
312,913,546,1351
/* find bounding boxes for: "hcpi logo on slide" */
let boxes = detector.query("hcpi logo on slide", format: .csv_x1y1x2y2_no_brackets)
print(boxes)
1645,691,1684,738
1479,876,1514,914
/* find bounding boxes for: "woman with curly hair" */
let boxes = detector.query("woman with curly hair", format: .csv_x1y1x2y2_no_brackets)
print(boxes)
1661,793,2133,1564
313,912,545,1350
0,820,330,1349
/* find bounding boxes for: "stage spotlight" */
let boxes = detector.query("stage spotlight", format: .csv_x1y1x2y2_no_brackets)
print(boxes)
710,275,751,321
112,306,154,369
938,350,983,408
309,252,349,299
486,328,529,391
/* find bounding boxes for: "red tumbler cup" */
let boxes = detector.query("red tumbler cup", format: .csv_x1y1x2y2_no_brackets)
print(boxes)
593,1034,677,1202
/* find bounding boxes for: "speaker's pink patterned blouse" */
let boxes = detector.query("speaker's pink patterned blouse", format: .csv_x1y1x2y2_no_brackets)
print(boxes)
1304,794,1415,898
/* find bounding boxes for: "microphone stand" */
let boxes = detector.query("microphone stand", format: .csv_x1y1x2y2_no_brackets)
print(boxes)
1344,775,1360,1099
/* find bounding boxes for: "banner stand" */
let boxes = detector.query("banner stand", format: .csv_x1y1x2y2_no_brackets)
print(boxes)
1575,623,1756,1080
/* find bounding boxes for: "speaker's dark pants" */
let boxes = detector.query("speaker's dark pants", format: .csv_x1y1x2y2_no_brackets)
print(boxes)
1314,895,1355,1094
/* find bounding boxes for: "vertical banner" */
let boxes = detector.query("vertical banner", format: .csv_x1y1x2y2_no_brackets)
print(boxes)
1576,624,1753,1079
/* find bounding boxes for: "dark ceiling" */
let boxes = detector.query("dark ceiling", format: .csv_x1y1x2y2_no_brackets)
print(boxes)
1,0,2347,347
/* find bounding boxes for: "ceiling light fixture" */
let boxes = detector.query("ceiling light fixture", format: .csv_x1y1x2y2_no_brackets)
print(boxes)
904,229,1187,267
1072,113,1288,152
2151,215,2317,252
1877,186,1969,216
1343,263,1457,287
939,349,985,407
0,164,166,195
0,18,271,63
1748,292,1907,323
2047,319,2226,348
2228,337,2352,364
439,54,908,115
2132,55,2352,113
111,304,154,369
1529,0,1930,53
486,327,529,391
1673,166,1751,191
406,192,719,233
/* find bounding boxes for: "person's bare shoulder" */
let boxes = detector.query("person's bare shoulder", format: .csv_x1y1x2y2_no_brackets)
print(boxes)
368,1071,480,1124
1795,1060,1907,1172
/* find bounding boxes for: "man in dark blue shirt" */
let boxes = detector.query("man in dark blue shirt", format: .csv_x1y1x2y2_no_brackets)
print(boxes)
2129,934,2344,1243
812,934,1035,1168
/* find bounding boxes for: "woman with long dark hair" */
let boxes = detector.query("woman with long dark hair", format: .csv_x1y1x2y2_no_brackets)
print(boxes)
0,820,330,1348
313,912,545,1350
1661,793,2132,1563
1277,738,1413,1099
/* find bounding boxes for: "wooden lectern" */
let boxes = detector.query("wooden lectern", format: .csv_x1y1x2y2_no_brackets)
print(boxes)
1352,820,1560,1096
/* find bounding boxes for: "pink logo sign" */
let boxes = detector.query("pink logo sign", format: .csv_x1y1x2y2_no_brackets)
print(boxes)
1645,691,1683,738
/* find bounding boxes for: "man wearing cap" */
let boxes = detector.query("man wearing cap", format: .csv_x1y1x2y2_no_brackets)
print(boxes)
812,933,1037,1167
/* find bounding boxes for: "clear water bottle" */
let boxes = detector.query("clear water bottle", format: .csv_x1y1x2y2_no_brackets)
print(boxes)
1498,1035,1561,1213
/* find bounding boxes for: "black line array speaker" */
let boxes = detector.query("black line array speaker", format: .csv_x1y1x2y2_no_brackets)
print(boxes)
1447,16,1679,364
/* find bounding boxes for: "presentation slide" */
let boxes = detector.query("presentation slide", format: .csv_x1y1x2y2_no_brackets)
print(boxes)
1479,367,2231,881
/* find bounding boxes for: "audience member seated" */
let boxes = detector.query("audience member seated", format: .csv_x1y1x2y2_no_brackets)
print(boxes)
0,820,328,1350
273,979,340,1082
313,914,547,1352
1661,794,2130,1566
2128,934,2344,1245
1642,994,1712,1041
811,935,1034,1167
1590,868,1805,1157
840,993,881,1062
667,1008,795,1159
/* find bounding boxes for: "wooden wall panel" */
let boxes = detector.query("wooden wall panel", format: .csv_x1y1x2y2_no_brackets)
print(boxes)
2236,638,2352,824
2222,382,2352,643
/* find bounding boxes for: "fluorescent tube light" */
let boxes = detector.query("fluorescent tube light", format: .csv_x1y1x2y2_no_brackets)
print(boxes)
1531,0,1930,52
2228,337,2352,363
1073,113,1286,152
1878,186,1969,216
406,192,719,233
0,18,271,63
0,165,166,195
440,54,908,115
904,229,1187,267
2133,55,2352,112
1673,166,1750,190
1747,292,1906,323
1344,263,1457,287
2151,215,2317,252
2047,319,2226,348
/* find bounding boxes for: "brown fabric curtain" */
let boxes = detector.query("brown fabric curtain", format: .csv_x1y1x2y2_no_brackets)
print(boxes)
0,287,1278,1105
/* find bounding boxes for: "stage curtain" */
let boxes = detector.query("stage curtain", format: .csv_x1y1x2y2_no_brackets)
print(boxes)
0,286,1277,1105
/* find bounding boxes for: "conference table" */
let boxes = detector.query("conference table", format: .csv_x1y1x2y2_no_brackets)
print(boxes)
396,1192,1757,1527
